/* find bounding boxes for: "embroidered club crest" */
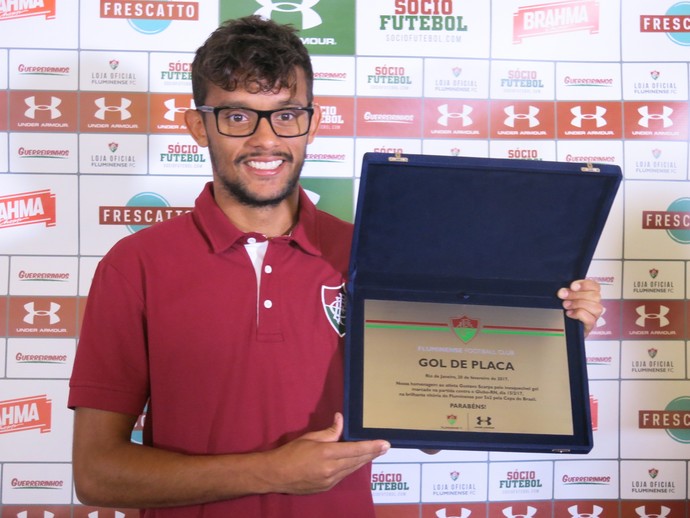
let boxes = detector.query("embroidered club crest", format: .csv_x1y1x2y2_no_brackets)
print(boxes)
321,284,346,337
451,315,480,344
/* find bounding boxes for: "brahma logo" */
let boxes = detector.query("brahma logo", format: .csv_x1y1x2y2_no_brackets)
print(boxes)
513,0,599,43
0,190,56,229
99,192,192,234
639,395,690,443
640,2,690,46
642,197,690,244
0,0,55,21
100,0,199,35
0,395,52,435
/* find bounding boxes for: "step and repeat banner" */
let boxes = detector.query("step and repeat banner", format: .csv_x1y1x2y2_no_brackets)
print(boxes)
1,1,690,517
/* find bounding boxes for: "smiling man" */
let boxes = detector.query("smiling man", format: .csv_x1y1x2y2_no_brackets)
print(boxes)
68,15,603,518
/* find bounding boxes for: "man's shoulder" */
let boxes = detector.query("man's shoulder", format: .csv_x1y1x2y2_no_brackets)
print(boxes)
104,211,197,261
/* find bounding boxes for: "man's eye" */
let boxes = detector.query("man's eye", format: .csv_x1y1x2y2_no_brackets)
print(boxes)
220,110,250,123
276,111,296,121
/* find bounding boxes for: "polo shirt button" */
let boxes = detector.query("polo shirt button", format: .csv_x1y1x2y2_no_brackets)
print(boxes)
247,237,257,244
263,300,273,309
264,265,272,274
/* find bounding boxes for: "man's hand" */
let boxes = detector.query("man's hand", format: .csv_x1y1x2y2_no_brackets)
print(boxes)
557,279,602,337
263,413,390,495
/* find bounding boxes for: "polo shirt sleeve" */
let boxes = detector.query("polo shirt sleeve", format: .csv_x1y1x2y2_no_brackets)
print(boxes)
68,254,150,417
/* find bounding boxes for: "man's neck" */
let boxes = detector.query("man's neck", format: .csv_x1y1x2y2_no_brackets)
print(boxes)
214,188,300,238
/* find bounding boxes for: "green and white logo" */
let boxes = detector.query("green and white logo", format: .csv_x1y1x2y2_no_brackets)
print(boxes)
220,0,356,55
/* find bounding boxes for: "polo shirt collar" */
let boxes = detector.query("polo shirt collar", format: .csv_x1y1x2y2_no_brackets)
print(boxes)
192,182,322,257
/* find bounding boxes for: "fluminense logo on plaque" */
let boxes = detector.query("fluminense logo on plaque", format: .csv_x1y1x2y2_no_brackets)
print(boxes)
451,315,479,344
220,0,355,55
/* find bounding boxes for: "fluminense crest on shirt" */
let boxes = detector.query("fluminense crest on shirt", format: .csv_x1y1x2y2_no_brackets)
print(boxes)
321,283,346,337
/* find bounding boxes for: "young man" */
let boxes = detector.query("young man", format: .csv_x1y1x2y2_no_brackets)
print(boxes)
69,16,603,518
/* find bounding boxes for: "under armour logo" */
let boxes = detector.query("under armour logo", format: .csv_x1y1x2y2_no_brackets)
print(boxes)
255,0,323,30
24,96,62,119
570,106,607,128
503,506,538,518
164,98,195,122
504,106,540,128
638,106,673,128
88,511,127,517
436,508,472,518
476,416,492,426
95,97,132,121
17,512,56,518
635,304,670,328
635,505,671,518
568,504,603,518
438,104,473,127
23,301,61,325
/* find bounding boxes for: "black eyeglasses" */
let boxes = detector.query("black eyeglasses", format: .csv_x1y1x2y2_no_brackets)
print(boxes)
196,105,314,138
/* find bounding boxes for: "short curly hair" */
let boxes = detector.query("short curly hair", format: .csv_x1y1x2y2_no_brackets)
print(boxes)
191,16,314,107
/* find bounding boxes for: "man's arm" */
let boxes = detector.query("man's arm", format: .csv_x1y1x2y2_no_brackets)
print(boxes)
72,407,390,509
557,278,602,337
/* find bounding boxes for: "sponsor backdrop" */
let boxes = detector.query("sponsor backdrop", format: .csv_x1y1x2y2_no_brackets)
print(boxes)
0,0,689,517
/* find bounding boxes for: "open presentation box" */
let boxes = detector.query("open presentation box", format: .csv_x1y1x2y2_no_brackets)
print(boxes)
344,152,621,453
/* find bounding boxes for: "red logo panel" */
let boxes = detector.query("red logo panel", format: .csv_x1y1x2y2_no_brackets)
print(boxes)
356,97,423,138
315,96,355,137
624,101,689,141
9,91,79,133
557,101,622,139
424,99,489,139
490,101,555,139
79,92,148,133
8,296,78,337
149,93,194,134
621,300,685,340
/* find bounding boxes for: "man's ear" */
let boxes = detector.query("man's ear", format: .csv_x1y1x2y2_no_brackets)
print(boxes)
185,108,209,147
306,103,322,145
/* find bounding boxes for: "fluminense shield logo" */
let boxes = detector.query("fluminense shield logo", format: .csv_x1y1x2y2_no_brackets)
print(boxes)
321,283,346,337
451,315,479,344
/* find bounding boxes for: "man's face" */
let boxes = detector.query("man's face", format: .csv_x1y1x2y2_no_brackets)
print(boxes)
186,68,320,208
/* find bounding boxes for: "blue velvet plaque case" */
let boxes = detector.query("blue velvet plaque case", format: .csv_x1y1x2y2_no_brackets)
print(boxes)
343,152,622,453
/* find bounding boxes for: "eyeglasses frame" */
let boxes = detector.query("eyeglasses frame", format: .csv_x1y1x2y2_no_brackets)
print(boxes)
196,105,315,138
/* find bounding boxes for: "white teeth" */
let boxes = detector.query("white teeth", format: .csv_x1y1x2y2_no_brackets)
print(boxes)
248,160,282,170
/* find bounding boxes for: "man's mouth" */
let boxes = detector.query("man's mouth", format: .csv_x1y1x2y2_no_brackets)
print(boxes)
246,159,285,171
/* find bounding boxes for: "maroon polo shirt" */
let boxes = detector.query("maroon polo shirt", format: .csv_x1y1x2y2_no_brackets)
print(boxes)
69,182,375,517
